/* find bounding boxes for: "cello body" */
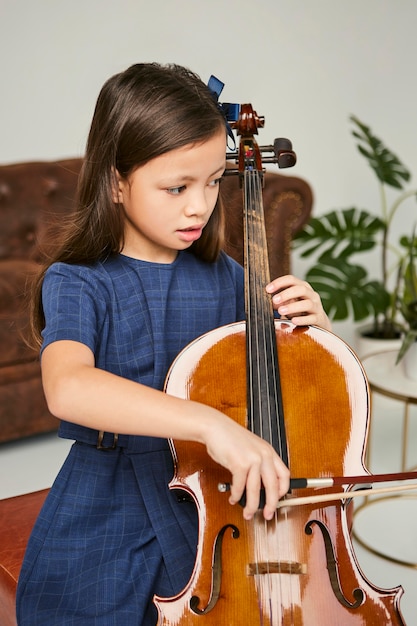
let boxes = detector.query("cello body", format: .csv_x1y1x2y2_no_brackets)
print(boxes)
154,320,405,625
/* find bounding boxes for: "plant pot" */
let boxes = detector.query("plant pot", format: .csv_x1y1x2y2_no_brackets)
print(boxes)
402,341,417,381
354,324,402,359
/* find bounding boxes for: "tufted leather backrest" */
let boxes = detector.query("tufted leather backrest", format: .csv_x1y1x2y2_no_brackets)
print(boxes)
0,158,312,275
0,159,83,262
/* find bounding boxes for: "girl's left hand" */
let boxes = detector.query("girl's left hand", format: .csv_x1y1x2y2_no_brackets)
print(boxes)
266,274,332,331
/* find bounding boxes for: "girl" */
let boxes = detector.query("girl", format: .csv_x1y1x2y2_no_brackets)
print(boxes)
16,63,331,625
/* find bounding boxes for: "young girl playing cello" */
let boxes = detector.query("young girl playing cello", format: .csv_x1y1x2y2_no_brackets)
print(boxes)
16,62,331,625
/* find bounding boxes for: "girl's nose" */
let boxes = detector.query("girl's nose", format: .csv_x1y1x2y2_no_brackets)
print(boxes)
185,190,210,217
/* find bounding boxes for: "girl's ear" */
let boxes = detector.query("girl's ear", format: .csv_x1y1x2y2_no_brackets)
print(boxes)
111,168,125,203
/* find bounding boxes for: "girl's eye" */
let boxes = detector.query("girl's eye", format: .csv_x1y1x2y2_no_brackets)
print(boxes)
208,177,223,188
167,185,186,195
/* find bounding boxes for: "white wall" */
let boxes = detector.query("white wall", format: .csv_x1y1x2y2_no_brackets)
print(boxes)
2,0,417,344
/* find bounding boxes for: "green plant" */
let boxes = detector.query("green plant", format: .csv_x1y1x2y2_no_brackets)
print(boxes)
294,115,417,340
396,230,417,362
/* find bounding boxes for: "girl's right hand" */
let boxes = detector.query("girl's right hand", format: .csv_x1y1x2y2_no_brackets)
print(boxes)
200,410,290,521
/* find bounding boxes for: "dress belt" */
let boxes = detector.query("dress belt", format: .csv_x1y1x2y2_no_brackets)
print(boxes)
58,421,169,453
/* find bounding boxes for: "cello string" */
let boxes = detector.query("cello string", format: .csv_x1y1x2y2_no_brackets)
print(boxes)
246,168,291,621
247,170,282,452
257,171,294,622
252,172,272,611
244,170,274,620
253,172,280,623
252,172,277,621
255,169,297,622
243,170,263,618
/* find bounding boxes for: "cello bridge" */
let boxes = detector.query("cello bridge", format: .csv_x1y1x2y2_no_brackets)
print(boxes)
247,561,307,576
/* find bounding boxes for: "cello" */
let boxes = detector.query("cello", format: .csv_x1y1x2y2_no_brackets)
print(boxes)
154,97,407,624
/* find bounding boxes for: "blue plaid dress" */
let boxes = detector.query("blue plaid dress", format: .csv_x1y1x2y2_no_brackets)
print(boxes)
16,250,245,625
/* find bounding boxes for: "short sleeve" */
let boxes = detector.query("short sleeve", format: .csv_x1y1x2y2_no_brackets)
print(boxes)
41,263,107,355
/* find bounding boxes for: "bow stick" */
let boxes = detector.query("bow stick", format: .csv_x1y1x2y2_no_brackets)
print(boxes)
219,470,417,494
278,483,417,509
218,471,417,509
290,469,417,489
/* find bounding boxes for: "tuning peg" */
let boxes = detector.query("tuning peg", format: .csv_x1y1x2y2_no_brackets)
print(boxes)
273,138,297,168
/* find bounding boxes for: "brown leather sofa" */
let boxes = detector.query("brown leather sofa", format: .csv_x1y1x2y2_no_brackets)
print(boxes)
0,159,83,443
0,157,312,626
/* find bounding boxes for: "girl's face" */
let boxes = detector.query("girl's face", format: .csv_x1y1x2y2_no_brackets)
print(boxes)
116,129,227,263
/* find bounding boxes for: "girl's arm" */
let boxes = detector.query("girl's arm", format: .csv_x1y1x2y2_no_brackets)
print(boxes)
42,339,290,521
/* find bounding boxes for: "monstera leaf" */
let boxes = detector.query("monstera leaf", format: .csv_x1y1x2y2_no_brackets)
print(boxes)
304,257,390,322
294,115,417,331
294,207,385,260
350,115,411,189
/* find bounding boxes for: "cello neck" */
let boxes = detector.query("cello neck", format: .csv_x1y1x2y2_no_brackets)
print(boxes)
230,101,296,465
242,156,289,466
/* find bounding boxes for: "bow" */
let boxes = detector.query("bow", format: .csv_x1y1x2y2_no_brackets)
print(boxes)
207,75,240,148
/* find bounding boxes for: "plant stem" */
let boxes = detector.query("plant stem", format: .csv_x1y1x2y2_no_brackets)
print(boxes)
380,183,388,290
382,187,417,296
388,189,417,223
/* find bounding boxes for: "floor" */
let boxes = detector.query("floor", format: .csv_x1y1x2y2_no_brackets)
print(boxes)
1,393,416,623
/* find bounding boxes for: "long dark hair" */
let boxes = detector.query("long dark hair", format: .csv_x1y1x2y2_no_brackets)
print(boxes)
30,63,227,346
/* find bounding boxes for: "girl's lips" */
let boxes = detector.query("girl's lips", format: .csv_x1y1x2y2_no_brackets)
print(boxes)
177,226,203,242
